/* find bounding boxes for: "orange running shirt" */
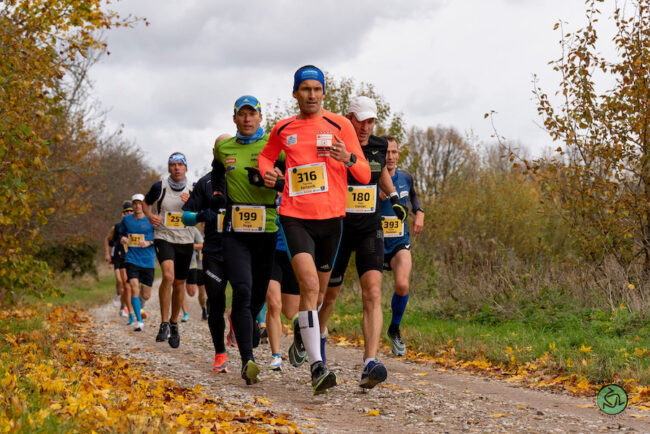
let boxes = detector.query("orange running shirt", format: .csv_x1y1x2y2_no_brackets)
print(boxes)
259,110,370,220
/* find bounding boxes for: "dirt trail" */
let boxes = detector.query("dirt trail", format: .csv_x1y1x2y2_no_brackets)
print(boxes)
91,285,649,433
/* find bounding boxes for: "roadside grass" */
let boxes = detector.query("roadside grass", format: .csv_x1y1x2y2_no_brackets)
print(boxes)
328,285,650,401
1,270,297,432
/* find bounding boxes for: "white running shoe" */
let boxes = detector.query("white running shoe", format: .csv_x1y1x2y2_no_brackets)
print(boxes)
134,322,144,332
268,355,282,371
120,307,128,318
112,295,121,308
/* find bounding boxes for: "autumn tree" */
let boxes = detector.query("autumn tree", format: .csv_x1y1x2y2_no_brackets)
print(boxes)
530,0,650,301
264,72,407,142
0,1,139,302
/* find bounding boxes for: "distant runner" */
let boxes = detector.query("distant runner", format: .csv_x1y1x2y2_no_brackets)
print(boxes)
119,194,155,332
258,65,370,394
104,201,133,318
380,136,424,356
143,153,194,348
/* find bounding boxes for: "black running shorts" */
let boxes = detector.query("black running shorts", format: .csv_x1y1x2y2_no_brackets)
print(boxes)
383,243,411,271
186,268,204,285
125,262,154,287
154,239,193,281
328,226,384,287
279,215,342,273
270,249,300,295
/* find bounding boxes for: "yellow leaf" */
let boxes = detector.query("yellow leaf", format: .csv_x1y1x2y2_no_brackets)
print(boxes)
577,404,594,408
628,283,636,290
364,410,380,416
414,372,428,376
491,413,510,418
630,414,647,419
177,414,191,427
579,345,592,353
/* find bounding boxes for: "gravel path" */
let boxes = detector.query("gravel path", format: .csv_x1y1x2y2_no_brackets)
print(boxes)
91,284,650,433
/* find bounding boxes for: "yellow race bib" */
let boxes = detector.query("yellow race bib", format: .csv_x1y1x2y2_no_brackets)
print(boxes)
288,163,328,197
164,212,184,228
217,209,226,233
231,205,266,232
382,216,404,238
346,185,377,213
128,233,145,247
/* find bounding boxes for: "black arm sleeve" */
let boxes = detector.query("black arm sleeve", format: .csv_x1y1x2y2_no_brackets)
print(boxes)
403,170,423,212
144,181,162,206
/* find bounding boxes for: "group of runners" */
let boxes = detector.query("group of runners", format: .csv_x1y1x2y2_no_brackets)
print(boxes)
105,65,424,395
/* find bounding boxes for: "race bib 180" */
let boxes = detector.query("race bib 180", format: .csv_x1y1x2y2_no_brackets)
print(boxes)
346,185,377,213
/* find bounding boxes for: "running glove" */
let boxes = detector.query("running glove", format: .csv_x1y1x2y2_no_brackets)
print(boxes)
181,211,198,226
390,195,407,221
245,167,265,187
210,191,226,212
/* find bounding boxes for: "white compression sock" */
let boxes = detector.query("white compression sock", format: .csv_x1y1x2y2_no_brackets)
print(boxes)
298,310,322,364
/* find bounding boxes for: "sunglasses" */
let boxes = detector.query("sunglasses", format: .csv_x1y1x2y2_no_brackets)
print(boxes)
123,210,133,214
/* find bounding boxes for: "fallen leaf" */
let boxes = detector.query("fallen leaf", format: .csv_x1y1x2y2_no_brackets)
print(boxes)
491,413,510,418
363,410,380,417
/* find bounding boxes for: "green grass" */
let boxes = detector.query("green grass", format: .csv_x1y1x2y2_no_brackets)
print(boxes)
328,287,650,385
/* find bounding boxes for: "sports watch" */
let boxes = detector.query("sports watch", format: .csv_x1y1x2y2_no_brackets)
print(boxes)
344,153,357,167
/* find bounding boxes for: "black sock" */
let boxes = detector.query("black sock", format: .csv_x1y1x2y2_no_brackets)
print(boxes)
388,323,399,335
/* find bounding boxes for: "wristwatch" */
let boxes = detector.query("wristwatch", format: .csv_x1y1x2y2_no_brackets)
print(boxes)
344,153,357,167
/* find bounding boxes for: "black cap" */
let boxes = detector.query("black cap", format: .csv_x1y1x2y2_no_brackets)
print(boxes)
122,201,133,211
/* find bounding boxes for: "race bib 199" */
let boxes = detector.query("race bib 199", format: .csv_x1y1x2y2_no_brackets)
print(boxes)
288,162,328,197
231,205,266,232
164,212,184,228
382,216,404,238
346,185,377,213
128,233,145,247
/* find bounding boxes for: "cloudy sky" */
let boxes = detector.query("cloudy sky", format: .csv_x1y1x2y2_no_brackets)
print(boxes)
90,0,618,178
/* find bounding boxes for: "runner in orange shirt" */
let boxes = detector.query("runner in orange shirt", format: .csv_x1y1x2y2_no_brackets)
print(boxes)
258,65,370,394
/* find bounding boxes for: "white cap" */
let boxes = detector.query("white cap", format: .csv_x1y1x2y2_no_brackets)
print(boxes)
348,96,377,121
131,193,145,202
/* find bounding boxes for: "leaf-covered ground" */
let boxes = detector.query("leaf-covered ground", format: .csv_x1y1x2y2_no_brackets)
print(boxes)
0,305,299,433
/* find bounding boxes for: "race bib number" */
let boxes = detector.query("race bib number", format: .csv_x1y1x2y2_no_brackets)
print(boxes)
128,233,145,247
217,209,226,233
382,216,404,238
346,185,377,213
232,205,266,232
164,212,184,228
288,163,328,197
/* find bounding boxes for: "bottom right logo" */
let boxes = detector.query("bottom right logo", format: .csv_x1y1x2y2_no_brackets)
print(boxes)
597,384,628,415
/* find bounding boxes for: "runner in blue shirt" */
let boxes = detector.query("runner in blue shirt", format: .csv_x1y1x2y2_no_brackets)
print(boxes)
379,136,425,356
119,193,156,332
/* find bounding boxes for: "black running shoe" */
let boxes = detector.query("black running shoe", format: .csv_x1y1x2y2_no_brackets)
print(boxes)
156,322,170,342
168,322,180,348
241,359,260,385
201,307,208,321
311,361,337,395
288,342,307,367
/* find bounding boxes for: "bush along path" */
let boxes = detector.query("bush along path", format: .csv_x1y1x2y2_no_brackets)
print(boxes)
86,287,649,433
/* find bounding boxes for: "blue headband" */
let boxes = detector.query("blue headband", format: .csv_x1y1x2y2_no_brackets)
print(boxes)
293,66,325,93
168,153,187,167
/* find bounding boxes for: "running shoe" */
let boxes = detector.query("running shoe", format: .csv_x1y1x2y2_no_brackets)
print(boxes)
311,361,337,395
260,326,268,344
387,328,406,356
359,360,387,389
140,310,147,320
268,355,282,371
201,307,208,321
134,322,144,332
182,312,190,323
168,322,180,348
112,295,121,308
288,342,307,367
126,313,135,326
213,353,228,373
156,322,170,342
120,307,128,318
293,316,305,353
227,313,237,347
241,359,260,385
